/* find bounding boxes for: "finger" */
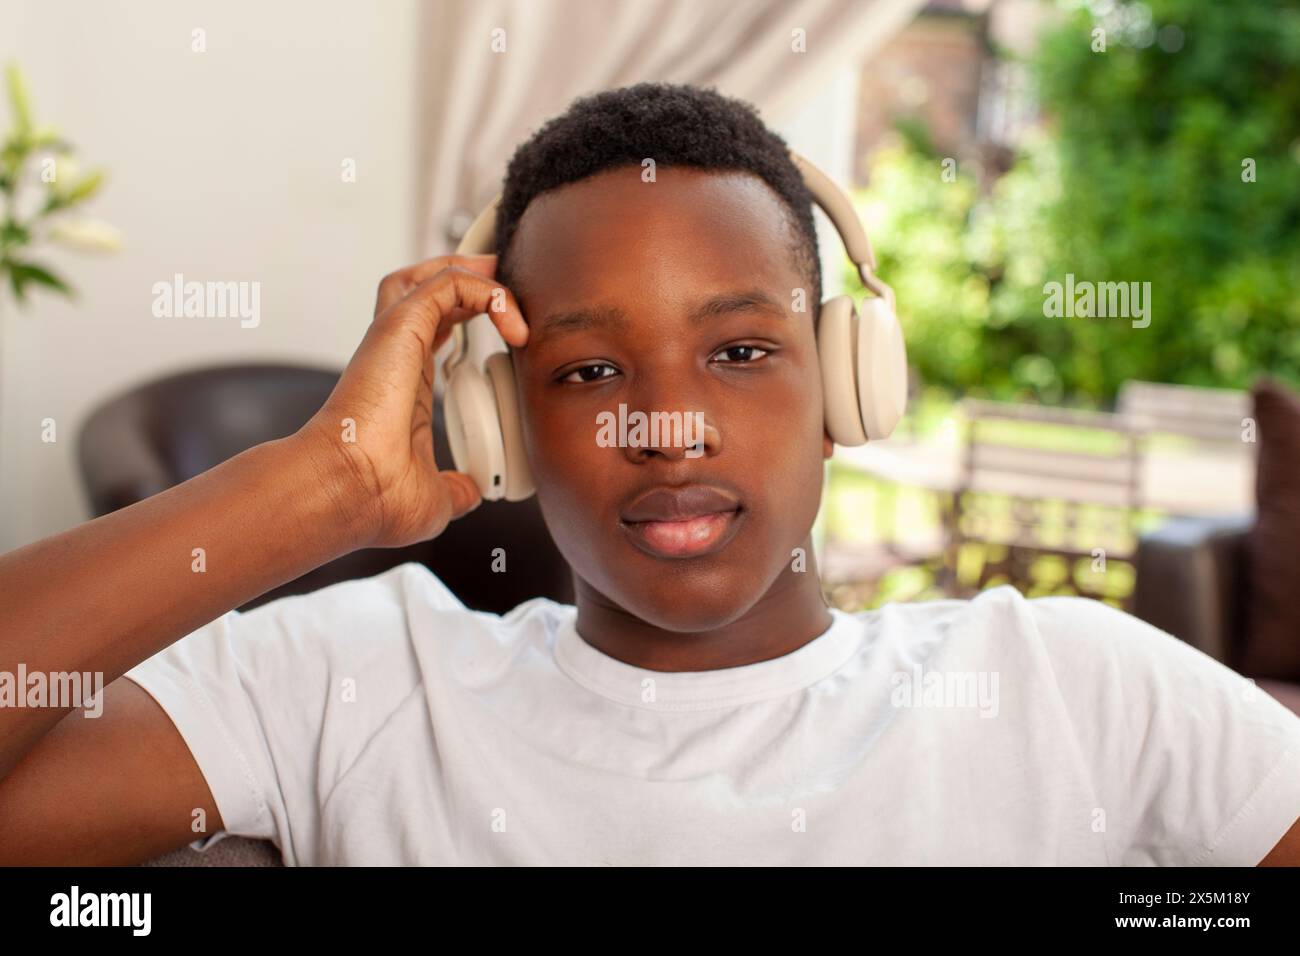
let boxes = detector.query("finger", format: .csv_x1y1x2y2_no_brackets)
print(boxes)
373,267,526,420
391,267,528,351
375,255,498,317
418,332,438,423
374,254,497,317
430,299,494,351
346,267,503,410
441,470,482,519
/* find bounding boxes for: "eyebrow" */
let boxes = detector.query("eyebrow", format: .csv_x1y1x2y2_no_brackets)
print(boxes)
536,289,788,341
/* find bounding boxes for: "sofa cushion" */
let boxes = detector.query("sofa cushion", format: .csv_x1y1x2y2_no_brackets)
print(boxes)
138,836,283,867
1240,378,1300,680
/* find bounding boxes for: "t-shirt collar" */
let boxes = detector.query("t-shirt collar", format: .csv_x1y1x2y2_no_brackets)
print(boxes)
553,607,861,711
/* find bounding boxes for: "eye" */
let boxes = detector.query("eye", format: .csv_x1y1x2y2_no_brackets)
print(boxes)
711,344,770,364
558,362,620,384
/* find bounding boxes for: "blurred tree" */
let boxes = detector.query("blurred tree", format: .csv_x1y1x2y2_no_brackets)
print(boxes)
852,0,1300,404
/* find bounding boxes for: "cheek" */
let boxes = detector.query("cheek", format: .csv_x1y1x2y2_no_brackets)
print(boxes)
743,391,827,531
750,351,827,455
518,395,608,535
731,360,828,555
519,392,599,479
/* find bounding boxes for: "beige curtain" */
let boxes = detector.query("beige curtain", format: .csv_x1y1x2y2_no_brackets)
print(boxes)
415,0,926,257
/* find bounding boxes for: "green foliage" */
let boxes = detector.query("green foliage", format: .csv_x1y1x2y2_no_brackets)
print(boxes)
0,62,115,305
851,0,1300,403
848,138,1070,402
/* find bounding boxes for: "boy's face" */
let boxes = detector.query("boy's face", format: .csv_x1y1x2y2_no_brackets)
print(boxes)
507,165,831,631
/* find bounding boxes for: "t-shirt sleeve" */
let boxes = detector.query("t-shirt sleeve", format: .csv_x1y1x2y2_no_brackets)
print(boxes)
1027,594,1300,866
122,562,463,864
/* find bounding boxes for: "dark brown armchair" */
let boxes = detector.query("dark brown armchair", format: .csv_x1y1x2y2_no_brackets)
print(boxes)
1134,513,1300,717
77,363,573,616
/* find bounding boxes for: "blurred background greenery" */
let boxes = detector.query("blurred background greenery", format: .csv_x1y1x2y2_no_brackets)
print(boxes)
847,0,1300,406
820,0,1296,612
1,62,119,305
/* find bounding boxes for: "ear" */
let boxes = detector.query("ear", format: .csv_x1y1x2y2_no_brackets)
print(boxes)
823,429,834,460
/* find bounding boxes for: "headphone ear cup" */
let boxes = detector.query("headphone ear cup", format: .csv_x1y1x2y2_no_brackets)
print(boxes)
444,360,508,501
818,295,869,446
855,297,909,440
484,350,536,502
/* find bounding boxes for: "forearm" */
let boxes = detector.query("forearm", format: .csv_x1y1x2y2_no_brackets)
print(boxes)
0,431,369,779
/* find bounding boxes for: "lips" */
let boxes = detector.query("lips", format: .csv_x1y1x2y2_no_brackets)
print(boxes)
619,484,744,559
620,485,740,523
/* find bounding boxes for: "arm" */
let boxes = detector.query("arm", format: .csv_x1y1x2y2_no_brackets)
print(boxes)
1259,815,1300,865
0,677,227,865
0,255,527,863
0,432,366,787
0,433,362,864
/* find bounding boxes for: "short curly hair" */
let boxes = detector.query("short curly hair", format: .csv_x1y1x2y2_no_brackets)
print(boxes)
494,82,822,306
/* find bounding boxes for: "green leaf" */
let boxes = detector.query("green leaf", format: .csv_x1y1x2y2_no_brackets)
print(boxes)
30,123,62,149
6,263,27,303
5,62,33,138
43,170,105,214
0,137,29,185
0,219,30,248
6,259,74,300
64,169,104,205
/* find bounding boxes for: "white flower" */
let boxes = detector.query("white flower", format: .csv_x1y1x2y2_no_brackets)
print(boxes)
48,218,122,252
49,155,80,190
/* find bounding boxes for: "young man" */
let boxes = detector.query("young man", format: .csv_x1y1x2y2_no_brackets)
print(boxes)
1,83,1297,866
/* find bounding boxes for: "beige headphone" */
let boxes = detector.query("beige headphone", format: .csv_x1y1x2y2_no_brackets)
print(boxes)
442,150,908,502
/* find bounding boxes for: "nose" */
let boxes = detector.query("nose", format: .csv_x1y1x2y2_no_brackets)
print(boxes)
620,407,722,464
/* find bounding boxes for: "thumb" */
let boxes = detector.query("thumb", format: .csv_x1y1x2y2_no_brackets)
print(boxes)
441,470,483,519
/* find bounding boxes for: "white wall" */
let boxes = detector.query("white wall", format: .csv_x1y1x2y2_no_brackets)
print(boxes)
0,0,422,550
0,0,858,554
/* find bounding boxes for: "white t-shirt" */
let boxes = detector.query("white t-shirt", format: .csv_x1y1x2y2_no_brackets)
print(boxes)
124,562,1300,866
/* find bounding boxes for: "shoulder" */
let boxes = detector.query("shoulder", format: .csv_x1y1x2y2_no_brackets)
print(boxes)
863,587,1300,864
149,561,570,677
126,562,484,707
277,562,576,681
860,584,1298,742
874,584,1220,676
239,561,472,646
256,560,466,624
982,587,1254,697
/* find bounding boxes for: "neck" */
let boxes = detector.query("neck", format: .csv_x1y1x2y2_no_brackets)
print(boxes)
571,535,834,672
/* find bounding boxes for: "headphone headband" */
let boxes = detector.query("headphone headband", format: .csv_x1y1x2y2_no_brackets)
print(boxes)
445,150,893,371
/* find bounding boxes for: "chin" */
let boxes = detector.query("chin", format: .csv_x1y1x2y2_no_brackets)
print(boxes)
612,559,777,633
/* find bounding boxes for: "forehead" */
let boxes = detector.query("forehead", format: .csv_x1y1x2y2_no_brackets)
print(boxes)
505,166,803,312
